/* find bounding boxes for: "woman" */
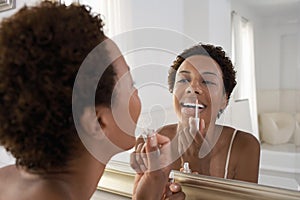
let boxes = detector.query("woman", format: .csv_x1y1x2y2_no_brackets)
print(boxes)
0,2,184,199
134,44,260,183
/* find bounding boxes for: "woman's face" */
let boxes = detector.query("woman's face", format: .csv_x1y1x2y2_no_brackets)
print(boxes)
172,55,227,128
109,55,141,150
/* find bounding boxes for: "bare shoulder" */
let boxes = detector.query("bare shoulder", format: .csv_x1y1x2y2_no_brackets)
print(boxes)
235,130,260,150
229,128,261,183
232,129,261,162
0,165,17,186
32,181,72,200
0,165,72,200
157,123,178,140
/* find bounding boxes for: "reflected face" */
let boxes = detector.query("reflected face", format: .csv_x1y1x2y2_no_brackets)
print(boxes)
173,55,227,126
109,55,141,150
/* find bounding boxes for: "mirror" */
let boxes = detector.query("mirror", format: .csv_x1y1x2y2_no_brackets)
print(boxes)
95,0,300,193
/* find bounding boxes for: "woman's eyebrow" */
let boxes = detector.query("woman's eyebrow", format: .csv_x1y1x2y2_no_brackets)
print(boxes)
179,70,219,77
178,70,191,74
202,71,218,76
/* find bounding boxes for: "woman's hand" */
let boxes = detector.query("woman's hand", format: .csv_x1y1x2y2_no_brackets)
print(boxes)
163,182,185,200
131,133,185,200
177,117,211,173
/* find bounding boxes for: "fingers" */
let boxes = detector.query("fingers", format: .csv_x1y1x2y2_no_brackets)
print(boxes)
146,133,171,171
169,183,181,193
135,135,145,148
137,143,147,171
132,134,173,200
178,117,203,148
178,125,197,155
200,118,205,133
147,133,170,150
188,117,205,143
131,142,147,173
132,132,172,173
130,152,141,173
164,191,186,200
163,183,173,198
164,183,185,200
189,117,199,135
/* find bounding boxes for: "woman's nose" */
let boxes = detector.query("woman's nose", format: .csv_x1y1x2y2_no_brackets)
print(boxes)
185,82,203,95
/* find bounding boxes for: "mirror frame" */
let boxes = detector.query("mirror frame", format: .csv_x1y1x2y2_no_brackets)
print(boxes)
0,0,15,12
98,161,300,200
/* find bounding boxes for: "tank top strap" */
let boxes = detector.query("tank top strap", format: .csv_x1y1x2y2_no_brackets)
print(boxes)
224,129,238,179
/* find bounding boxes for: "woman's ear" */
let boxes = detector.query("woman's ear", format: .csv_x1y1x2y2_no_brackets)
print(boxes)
221,94,229,110
80,106,112,140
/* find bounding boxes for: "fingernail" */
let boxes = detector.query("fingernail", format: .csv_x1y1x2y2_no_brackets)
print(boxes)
149,133,157,147
155,149,160,157
169,183,180,192
140,133,147,142
201,119,205,129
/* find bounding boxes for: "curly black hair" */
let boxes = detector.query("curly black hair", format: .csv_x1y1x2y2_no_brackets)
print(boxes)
0,2,116,172
168,43,237,100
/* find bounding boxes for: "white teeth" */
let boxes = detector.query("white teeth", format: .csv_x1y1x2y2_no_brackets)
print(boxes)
183,103,205,109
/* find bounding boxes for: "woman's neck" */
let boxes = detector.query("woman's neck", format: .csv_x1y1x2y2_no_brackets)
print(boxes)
19,149,105,200
65,150,105,199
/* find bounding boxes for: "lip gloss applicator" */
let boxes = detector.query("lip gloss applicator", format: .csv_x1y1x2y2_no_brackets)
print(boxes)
195,99,200,130
142,129,161,157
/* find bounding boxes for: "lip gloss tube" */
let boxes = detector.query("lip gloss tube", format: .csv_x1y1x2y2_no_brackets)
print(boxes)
169,171,175,183
195,100,200,130
141,128,154,142
143,129,160,156
182,162,192,173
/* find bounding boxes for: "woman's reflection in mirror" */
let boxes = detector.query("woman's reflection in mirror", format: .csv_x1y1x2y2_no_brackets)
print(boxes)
134,44,260,183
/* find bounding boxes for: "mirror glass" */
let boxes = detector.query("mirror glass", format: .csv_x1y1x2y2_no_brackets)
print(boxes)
240,0,300,191
95,0,300,192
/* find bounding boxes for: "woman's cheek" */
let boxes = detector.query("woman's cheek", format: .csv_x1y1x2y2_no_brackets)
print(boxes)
129,92,141,123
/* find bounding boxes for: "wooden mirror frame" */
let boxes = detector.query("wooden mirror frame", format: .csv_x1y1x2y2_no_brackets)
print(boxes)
98,161,300,200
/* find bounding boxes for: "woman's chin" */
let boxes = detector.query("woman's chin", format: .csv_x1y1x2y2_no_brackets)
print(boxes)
120,136,136,151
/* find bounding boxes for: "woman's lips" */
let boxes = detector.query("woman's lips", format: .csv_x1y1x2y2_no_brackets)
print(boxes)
181,102,205,109
180,102,206,116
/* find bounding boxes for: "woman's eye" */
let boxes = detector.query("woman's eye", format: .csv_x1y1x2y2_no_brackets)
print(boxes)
202,80,216,85
177,78,190,83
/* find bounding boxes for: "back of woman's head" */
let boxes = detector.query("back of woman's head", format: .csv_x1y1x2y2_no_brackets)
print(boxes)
0,1,115,172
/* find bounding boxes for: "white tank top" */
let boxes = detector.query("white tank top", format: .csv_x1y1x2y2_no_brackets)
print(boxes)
224,129,238,179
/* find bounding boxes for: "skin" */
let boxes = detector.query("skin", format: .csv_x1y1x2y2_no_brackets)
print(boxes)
159,55,260,183
0,53,185,199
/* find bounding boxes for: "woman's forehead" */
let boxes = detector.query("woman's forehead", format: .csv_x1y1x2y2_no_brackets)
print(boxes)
113,55,128,69
178,55,223,76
